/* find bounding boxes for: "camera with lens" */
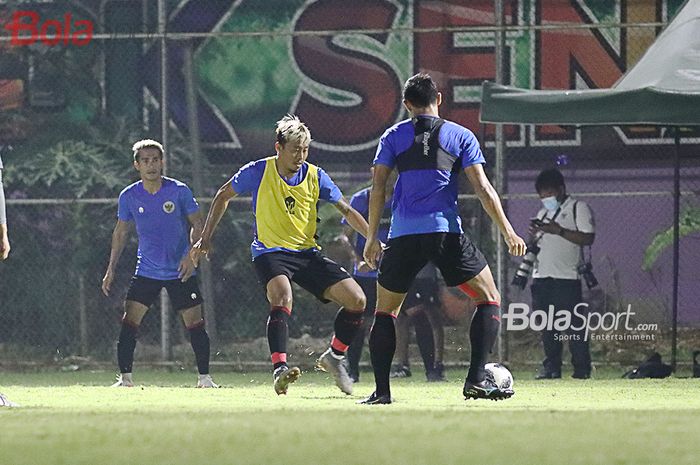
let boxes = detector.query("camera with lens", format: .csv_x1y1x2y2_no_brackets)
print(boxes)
577,262,598,289
512,242,540,289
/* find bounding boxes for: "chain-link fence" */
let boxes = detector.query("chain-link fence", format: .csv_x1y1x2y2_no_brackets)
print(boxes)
0,0,698,373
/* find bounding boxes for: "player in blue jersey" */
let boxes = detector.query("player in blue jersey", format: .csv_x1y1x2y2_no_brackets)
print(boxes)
101,139,217,388
0,154,9,261
0,154,18,408
191,115,370,396
361,74,526,404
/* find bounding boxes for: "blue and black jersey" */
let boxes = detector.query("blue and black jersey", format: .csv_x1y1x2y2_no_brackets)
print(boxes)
373,115,485,239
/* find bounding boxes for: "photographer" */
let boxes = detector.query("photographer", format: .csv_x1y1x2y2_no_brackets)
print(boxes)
529,169,595,380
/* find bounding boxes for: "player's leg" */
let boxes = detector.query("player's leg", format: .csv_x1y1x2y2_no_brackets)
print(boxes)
411,307,436,380
314,277,366,395
290,251,364,395
180,304,217,387
424,301,446,381
114,276,160,386
456,266,500,383
361,236,426,405
265,275,300,394
253,252,302,395
390,310,412,378
361,284,406,404
167,276,217,387
436,233,510,400
345,276,376,382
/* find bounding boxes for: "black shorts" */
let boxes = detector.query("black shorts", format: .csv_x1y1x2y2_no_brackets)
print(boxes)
253,249,352,303
378,233,487,293
126,275,204,311
403,277,440,309
354,275,378,315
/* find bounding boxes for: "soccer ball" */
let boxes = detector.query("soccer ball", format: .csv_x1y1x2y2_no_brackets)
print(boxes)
485,363,514,390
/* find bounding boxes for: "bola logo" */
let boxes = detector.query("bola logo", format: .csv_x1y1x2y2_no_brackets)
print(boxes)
162,201,175,214
3,11,94,47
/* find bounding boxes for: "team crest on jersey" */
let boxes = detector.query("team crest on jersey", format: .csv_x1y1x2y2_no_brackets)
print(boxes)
162,201,175,214
284,196,296,215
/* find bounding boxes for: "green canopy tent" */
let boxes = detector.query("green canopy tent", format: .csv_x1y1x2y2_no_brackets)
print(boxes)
480,0,700,369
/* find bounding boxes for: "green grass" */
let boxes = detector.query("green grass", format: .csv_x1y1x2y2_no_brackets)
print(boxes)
1,370,699,465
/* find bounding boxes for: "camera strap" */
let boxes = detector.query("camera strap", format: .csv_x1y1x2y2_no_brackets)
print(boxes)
572,200,593,266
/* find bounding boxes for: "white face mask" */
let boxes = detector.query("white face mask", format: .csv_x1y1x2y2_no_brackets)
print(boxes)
541,196,560,212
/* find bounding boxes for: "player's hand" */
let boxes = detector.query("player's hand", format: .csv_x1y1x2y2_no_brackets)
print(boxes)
363,238,383,270
0,233,9,260
178,254,196,282
505,232,527,257
101,269,114,296
190,238,210,267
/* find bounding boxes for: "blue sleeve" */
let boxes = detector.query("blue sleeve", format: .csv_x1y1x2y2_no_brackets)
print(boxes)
318,168,342,203
231,160,265,195
117,191,133,221
179,185,200,215
373,129,397,168
341,190,368,225
460,128,486,168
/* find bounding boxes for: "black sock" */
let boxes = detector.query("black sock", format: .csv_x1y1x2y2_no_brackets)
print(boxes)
413,310,435,373
117,322,138,374
188,321,210,375
346,320,368,378
331,308,364,356
369,312,396,396
267,306,290,370
467,303,501,383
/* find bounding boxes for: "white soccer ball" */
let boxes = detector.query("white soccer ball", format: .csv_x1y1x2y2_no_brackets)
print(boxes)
484,363,514,390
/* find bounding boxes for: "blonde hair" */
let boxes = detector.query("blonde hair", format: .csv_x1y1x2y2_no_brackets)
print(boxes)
275,114,311,147
132,139,164,161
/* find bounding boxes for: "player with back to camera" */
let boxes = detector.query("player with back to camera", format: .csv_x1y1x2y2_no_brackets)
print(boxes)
102,140,218,388
362,73,527,404
190,115,371,396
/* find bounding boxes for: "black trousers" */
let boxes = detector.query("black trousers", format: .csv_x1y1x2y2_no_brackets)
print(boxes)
531,278,591,376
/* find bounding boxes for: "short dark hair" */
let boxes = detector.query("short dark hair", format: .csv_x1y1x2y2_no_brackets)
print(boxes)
403,73,438,108
535,168,565,193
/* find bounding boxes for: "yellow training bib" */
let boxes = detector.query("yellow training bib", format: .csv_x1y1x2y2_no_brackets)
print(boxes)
255,157,320,251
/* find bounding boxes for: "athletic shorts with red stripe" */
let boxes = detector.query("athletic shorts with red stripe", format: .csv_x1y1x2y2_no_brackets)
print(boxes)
378,232,487,293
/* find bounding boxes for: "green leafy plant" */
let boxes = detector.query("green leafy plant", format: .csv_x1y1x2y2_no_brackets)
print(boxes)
643,205,700,271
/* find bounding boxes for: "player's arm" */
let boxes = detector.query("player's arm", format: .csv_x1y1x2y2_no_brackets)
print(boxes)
463,164,526,257
334,197,369,239
190,181,238,265
178,210,204,282
0,168,9,260
363,164,391,268
102,220,133,296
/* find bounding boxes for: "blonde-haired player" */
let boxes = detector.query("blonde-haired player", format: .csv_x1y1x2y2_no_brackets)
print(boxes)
192,115,370,396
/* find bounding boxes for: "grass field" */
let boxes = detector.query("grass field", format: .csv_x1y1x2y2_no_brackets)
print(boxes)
1,369,699,465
